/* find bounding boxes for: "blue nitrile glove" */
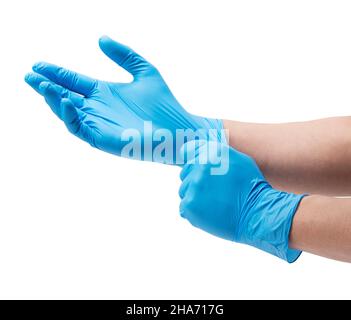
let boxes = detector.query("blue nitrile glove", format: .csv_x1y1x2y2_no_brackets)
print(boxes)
179,141,306,263
24,36,224,164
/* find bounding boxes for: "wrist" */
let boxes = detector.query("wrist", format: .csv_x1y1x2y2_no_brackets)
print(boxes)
237,184,306,263
189,115,227,144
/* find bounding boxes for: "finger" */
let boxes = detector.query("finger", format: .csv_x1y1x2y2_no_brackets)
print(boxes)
50,83,84,108
39,81,64,119
39,81,85,120
61,99,98,148
180,163,193,181
32,62,97,96
61,98,85,135
26,72,84,107
179,199,187,219
178,176,191,199
99,35,157,79
25,72,55,95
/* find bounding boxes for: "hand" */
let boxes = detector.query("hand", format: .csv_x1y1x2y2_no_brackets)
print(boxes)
179,141,306,262
25,36,223,164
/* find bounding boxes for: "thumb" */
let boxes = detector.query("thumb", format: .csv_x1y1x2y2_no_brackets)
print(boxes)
98,35,157,79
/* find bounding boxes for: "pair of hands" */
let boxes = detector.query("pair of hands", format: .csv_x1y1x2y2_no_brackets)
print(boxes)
26,36,304,262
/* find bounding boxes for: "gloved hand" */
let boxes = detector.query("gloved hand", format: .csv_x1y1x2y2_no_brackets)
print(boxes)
25,36,224,164
179,141,306,262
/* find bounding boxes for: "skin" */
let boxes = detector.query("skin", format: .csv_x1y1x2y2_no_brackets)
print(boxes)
290,196,351,263
223,118,351,196
224,119,351,261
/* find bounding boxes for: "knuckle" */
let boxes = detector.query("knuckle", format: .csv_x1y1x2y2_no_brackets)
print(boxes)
57,67,69,79
70,74,78,87
90,79,99,94
61,88,69,98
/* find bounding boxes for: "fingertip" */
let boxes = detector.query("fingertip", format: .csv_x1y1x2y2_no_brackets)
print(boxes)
99,35,126,53
32,61,45,72
24,72,52,94
39,81,50,91
99,35,112,50
99,35,111,43
24,73,32,83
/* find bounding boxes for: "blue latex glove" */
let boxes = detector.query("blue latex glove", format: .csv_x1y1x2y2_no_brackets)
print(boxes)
25,36,224,164
179,141,306,263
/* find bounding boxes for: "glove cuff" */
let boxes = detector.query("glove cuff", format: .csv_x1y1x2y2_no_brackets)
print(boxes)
190,115,227,144
237,183,306,263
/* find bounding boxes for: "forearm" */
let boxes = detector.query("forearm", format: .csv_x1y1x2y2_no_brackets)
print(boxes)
289,195,351,262
223,117,351,196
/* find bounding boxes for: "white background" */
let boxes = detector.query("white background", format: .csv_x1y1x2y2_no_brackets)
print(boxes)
0,0,350,299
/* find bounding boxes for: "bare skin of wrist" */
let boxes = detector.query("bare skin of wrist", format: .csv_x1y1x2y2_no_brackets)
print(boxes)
223,117,351,261
223,117,351,196
290,195,351,262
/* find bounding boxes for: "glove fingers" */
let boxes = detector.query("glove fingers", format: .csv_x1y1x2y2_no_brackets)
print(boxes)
61,99,101,149
48,82,84,108
178,176,191,199
26,73,84,107
38,81,84,119
61,98,84,135
32,78,98,147
98,35,156,79
32,62,97,97
179,198,187,218
180,163,193,181
25,72,55,95
39,82,64,119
